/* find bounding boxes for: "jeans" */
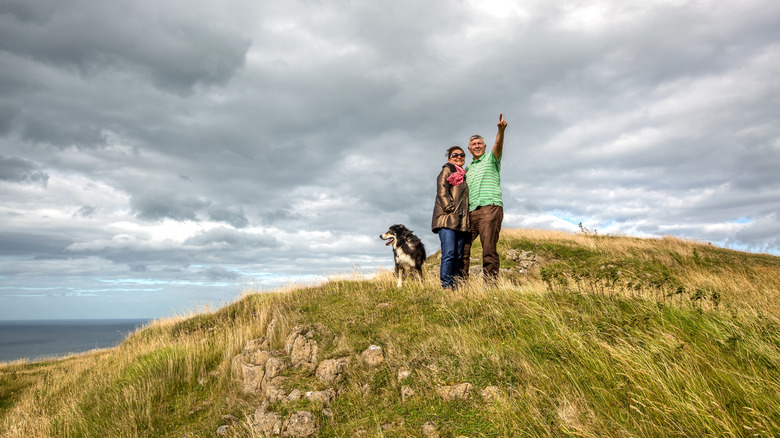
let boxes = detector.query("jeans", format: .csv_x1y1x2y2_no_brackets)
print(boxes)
463,205,504,282
438,228,468,289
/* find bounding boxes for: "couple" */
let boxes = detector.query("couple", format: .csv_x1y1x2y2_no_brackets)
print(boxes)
431,114,508,289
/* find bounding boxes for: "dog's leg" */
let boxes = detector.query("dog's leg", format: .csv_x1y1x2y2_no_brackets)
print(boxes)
397,271,403,288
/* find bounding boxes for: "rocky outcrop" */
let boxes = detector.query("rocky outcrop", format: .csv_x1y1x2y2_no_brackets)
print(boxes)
229,324,505,437
506,249,540,272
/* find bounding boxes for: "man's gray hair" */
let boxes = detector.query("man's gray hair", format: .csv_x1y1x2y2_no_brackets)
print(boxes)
469,134,484,144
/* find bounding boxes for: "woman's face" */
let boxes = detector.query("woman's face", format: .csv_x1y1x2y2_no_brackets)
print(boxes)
448,149,466,167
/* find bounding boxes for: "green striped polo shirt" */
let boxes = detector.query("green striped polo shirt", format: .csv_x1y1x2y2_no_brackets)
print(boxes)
465,150,502,212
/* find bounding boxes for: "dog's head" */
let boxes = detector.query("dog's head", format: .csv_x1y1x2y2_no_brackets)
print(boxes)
380,224,409,246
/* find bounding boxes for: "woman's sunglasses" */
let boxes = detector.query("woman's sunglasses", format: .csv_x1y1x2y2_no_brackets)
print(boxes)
450,153,466,158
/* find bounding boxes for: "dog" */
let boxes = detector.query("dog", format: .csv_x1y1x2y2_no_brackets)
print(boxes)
380,224,426,287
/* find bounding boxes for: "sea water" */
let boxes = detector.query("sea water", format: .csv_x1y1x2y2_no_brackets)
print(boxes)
0,319,150,363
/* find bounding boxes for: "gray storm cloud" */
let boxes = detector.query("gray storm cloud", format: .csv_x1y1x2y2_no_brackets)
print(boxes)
1,0,779,319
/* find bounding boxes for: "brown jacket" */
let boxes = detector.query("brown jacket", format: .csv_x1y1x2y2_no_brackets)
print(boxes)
431,163,470,233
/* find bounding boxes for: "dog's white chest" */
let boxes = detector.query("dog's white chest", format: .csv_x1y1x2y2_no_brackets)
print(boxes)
394,250,416,268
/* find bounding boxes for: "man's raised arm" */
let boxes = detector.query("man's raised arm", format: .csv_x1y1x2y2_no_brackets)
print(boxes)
493,113,508,158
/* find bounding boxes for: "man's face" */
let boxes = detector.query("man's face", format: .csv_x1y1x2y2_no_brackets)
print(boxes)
468,137,486,159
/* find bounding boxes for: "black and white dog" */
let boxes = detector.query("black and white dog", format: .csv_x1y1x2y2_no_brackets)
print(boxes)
380,224,426,287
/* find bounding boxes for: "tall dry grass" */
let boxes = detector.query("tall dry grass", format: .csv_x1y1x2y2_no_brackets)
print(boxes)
1,229,779,437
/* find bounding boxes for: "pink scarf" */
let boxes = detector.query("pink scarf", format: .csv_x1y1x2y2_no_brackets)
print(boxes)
446,165,465,186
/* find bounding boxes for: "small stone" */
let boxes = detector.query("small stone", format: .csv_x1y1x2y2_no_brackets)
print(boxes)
481,386,501,402
305,388,336,406
436,382,472,401
397,367,411,381
216,425,230,436
361,345,385,366
287,388,304,401
422,420,439,438
401,385,415,402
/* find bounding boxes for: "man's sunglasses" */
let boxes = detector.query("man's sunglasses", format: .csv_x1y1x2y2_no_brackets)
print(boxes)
450,153,466,158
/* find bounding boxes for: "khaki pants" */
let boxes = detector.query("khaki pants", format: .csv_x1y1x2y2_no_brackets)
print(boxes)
462,205,503,281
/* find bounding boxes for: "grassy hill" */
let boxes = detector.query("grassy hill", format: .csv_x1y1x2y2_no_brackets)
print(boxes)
1,228,779,437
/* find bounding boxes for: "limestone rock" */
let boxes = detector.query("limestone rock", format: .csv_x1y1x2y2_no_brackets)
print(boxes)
243,338,267,356
263,357,288,385
361,345,384,366
315,357,349,384
241,364,264,394
282,411,319,437
436,382,473,401
481,385,501,402
264,376,288,403
285,326,320,371
286,388,304,402
254,408,282,436
506,249,539,271
305,388,336,406
250,349,275,367
216,425,230,436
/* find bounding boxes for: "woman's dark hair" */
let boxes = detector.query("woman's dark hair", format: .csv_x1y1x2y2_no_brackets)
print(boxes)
446,146,464,158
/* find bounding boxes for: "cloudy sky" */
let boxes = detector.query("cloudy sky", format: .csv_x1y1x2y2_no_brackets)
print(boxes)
2,0,779,320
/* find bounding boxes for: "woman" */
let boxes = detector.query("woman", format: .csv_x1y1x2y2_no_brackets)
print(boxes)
431,146,470,289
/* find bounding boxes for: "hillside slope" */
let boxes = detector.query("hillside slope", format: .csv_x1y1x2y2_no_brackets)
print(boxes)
1,229,779,437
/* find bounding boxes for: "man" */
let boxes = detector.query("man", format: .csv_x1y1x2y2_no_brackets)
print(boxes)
462,113,507,283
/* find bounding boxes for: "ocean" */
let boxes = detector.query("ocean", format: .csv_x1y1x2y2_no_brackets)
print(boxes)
0,319,150,363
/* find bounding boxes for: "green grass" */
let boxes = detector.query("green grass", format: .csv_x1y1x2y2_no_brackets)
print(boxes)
2,228,779,437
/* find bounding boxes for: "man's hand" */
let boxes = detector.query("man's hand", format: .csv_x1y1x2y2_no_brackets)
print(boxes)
497,113,508,131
